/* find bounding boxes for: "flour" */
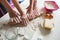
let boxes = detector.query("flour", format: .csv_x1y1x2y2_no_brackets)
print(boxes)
45,2,55,9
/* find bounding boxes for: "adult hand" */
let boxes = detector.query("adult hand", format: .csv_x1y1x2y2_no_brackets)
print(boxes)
26,6,36,20
21,14,29,26
9,10,21,24
33,8,40,17
27,11,36,20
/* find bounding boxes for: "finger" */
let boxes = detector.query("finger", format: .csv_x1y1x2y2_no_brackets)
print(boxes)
18,16,22,22
25,20,28,25
29,14,32,19
25,18,29,25
29,14,31,19
23,20,25,25
33,15,35,19
14,10,20,16
23,19,26,25
10,18,13,22
21,17,27,25
15,17,18,23
21,19,24,25
25,19,27,25
17,13,20,16
26,18,29,24
26,15,29,23
28,15,30,19
27,14,29,18
16,17,20,23
31,15,34,19
15,17,20,23
22,21,24,24
13,18,17,23
23,18,27,26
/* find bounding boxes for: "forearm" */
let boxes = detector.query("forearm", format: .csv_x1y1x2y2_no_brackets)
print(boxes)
12,0,24,16
33,0,37,10
1,0,13,13
30,0,32,6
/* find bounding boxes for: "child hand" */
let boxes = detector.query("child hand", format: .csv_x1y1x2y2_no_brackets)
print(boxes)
27,6,36,20
33,8,40,17
27,11,36,20
9,10,21,24
21,14,29,25
26,5,31,13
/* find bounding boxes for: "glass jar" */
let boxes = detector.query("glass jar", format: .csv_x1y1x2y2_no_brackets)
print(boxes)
43,12,54,30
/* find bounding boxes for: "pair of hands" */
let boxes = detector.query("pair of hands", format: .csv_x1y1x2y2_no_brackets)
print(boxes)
9,10,29,25
26,5,40,20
